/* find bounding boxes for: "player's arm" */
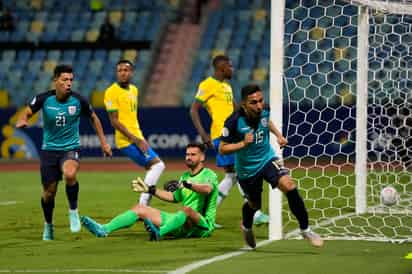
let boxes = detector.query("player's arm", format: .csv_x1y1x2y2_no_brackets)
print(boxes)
219,134,253,155
107,111,148,152
181,180,212,195
269,120,288,147
190,101,213,148
15,107,33,128
89,112,112,157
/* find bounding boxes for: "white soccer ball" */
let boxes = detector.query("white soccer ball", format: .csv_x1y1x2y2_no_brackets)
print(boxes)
380,186,399,206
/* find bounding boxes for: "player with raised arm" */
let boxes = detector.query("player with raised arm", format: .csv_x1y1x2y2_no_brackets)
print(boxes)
81,143,218,240
16,64,112,240
219,84,323,249
104,60,165,206
190,55,269,226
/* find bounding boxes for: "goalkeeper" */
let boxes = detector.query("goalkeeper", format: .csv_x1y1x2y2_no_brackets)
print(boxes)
81,143,219,240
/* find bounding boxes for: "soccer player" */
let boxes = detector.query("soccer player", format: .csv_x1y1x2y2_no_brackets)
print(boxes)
219,84,323,249
190,55,269,226
81,143,218,240
104,60,165,205
16,64,112,241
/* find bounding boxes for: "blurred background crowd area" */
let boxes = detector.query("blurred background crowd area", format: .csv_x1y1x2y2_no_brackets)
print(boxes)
0,0,270,108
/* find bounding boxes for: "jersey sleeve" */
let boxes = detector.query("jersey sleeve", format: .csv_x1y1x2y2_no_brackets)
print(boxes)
194,81,213,104
28,92,49,114
77,93,94,117
220,113,240,143
104,88,119,112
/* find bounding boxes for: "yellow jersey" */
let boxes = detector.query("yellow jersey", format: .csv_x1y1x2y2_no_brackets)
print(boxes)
195,76,234,140
104,82,144,149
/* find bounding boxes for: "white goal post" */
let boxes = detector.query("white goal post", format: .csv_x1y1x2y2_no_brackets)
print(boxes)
270,0,412,243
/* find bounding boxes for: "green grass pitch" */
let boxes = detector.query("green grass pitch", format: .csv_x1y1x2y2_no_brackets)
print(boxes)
0,171,410,274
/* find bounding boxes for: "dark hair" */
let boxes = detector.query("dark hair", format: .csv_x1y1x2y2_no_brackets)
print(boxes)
212,55,229,69
186,142,206,153
117,59,134,68
53,64,73,78
241,84,262,100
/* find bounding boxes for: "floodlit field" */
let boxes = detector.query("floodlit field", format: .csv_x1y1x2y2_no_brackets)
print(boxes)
0,171,410,274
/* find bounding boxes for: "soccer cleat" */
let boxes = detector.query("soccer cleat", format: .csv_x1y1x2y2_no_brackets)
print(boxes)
80,216,108,237
42,223,54,241
69,209,81,233
240,222,256,249
143,218,160,241
253,212,269,225
405,252,412,259
301,229,324,247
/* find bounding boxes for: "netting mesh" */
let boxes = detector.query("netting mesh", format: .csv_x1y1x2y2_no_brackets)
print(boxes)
282,0,411,242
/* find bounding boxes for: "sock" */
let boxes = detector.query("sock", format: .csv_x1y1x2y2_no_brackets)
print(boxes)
242,202,257,229
41,198,55,224
65,182,79,210
102,210,139,233
216,173,236,206
159,210,187,237
286,188,309,230
139,161,165,206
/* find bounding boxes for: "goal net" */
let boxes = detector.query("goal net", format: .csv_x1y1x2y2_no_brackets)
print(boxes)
270,0,412,243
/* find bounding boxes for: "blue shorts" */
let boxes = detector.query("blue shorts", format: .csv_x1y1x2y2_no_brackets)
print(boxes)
212,138,235,167
40,149,80,185
238,158,289,203
120,143,159,167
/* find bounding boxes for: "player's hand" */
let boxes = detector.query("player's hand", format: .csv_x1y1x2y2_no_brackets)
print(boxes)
243,132,254,146
102,143,112,157
134,138,149,153
16,119,28,128
131,177,149,193
201,135,213,149
277,136,288,148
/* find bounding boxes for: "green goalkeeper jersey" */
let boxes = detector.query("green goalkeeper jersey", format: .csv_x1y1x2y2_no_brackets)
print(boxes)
173,168,218,228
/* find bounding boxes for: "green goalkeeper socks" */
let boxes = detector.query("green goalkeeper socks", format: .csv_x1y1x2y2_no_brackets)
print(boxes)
160,211,187,237
102,210,138,233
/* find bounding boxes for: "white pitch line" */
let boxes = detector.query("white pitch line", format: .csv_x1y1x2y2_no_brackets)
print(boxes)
0,201,21,206
0,269,169,273
168,239,274,274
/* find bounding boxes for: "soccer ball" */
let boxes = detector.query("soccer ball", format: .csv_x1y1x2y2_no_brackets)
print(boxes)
380,186,399,206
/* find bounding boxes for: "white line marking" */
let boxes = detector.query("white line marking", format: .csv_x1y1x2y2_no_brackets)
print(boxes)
0,201,21,206
0,269,169,273
168,239,274,274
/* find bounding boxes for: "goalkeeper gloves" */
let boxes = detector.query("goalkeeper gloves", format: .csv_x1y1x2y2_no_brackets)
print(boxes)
181,180,192,189
131,177,156,195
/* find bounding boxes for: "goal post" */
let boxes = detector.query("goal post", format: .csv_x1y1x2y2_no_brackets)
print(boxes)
269,0,412,243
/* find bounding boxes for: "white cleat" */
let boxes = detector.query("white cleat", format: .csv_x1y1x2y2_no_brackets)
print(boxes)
301,229,324,247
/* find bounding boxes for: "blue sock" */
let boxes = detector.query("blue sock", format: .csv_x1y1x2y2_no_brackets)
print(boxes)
66,182,79,210
41,198,54,224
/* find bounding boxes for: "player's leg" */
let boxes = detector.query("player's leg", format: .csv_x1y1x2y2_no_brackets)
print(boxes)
120,144,165,205
238,175,263,249
39,150,62,240
265,160,323,247
61,151,81,233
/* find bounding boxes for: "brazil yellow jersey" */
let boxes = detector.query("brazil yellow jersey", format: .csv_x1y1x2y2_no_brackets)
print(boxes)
195,76,234,140
104,82,144,149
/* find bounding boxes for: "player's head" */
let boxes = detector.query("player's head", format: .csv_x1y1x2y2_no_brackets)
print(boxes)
53,64,73,95
241,84,265,119
116,59,134,87
212,55,233,80
185,142,206,169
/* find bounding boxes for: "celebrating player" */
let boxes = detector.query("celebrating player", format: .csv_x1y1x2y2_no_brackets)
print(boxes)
190,55,269,226
219,84,323,248
16,64,112,240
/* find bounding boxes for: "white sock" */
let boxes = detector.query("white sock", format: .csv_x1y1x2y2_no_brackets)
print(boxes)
139,161,165,206
217,173,236,207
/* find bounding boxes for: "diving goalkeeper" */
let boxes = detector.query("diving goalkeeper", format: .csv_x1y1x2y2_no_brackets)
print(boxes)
81,143,219,240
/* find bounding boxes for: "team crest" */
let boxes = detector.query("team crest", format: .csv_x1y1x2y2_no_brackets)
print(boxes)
68,106,77,115
261,118,268,127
